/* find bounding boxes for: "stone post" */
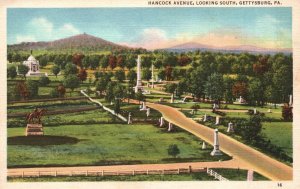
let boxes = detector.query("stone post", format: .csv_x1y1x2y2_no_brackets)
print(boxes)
203,114,207,122
247,170,254,181
127,113,132,124
168,122,173,132
159,117,164,127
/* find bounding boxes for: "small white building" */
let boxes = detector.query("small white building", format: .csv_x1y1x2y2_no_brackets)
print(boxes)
22,55,46,76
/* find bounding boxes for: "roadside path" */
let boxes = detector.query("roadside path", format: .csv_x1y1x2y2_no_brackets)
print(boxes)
140,101,292,180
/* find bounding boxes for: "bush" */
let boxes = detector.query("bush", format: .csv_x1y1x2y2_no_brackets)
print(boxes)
167,144,180,158
39,76,51,86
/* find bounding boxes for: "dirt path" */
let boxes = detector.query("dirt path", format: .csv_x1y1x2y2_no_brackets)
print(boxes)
142,101,292,180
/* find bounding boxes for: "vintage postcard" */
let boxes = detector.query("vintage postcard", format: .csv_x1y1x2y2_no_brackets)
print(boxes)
0,0,299,188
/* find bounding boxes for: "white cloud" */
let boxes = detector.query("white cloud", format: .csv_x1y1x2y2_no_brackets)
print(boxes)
16,35,36,43
58,23,80,36
128,28,168,49
15,17,81,43
29,17,53,38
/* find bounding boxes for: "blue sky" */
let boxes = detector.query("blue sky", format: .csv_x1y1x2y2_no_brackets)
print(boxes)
7,8,292,49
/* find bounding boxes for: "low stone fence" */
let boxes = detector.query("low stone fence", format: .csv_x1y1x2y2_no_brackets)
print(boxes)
8,167,207,178
80,90,127,122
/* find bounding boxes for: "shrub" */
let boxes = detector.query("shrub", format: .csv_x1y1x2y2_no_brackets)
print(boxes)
39,76,51,86
167,144,180,158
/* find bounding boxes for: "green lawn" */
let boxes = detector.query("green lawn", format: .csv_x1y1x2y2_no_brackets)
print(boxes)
8,100,95,114
8,124,231,168
262,122,292,156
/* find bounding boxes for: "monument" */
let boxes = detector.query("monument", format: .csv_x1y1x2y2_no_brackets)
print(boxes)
170,94,174,103
202,142,206,149
146,108,150,117
135,55,143,93
289,94,293,106
151,64,155,88
203,114,207,122
25,108,47,136
227,122,234,133
140,101,147,111
215,116,220,125
21,51,46,76
210,129,222,156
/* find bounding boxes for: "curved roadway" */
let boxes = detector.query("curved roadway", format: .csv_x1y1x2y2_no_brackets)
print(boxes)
145,102,292,180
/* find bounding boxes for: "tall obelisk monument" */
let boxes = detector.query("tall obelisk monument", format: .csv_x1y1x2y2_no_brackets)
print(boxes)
135,55,143,93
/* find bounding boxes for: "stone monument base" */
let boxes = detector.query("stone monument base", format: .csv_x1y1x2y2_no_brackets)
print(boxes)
210,149,223,156
26,124,44,136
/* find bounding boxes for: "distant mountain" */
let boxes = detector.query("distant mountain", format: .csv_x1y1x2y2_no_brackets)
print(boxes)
8,33,131,51
165,42,292,54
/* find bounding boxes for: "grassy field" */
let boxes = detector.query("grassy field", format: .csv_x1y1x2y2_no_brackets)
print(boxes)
8,124,231,168
262,122,292,156
8,100,95,114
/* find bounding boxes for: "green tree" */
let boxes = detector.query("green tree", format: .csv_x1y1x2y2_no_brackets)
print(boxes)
38,76,51,86
17,64,29,80
114,69,125,82
7,66,17,79
100,55,109,70
167,144,180,158
204,73,224,102
105,82,115,103
142,69,151,81
51,65,60,78
126,56,136,70
240,115,263,142
26,80,39,98
39,55,48,68
223,76,235,103
64,62,78,76
127,70,137,85
95,77,108,97
165,83,177,94
135,91,145,103
63,74,80,96
114,99,121,114
248,78,264,106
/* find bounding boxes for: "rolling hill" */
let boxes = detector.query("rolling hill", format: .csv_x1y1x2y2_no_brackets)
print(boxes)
8,33,131,52
164,42,292,54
